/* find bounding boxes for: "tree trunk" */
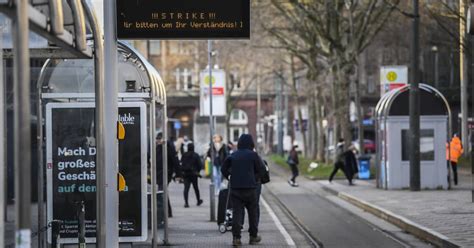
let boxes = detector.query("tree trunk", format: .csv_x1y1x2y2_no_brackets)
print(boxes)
290,56,308,157
315,88,325,162
335,67,352,150
354,65,364,155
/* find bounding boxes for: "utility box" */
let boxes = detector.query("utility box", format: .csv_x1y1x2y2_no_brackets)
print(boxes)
375,84,450,190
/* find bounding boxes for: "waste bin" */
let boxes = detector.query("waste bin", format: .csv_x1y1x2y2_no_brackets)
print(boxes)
358,155,371,179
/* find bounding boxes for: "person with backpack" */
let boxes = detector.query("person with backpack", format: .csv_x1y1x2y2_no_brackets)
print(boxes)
181,143,204,208
221,134,266,246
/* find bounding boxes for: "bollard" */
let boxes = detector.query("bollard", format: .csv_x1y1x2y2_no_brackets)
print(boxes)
77,201,86,248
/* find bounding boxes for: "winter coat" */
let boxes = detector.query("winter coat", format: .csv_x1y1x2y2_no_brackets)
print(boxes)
221,134,266,189
446,137,463,163
288,149,299,165
156,140,180,187
180,143,203,177
207,143,228,167
343,150,359,177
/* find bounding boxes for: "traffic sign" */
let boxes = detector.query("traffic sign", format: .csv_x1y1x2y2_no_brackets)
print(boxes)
174,121,182,130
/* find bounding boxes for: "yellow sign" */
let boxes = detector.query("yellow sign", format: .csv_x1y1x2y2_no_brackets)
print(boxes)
118,173,126,191
117,122,125,140
386,71,397,82
204,75,216,86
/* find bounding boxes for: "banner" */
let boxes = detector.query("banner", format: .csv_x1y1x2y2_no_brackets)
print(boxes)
46,102,147,244
116,0,250,39
200,69,226,116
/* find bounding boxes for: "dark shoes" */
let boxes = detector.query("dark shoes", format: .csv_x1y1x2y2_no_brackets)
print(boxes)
184,203,189,208
249,235,262,245
232,238,242,246
197,199,203,206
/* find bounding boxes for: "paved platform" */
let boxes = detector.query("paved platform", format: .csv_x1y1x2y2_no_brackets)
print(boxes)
319,170,474,247
5,177,309,247
163,177,310,247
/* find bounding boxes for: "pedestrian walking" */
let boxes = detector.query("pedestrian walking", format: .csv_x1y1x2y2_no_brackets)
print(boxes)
156,133,181,217
287,143,299,187
329,139,357,185
221,134,266,246
207,134,228,194
180,143,204,208
446,134,463,185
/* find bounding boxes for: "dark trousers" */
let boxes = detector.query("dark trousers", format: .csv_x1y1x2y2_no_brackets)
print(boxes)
451,161,458,185
241,183,262,226
329,161,352,183
183,175,201,204
232,189,258,239
289,164,299,182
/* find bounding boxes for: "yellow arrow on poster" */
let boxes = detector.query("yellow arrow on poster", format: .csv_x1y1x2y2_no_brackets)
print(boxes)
117,121,125,140
118,173,126,191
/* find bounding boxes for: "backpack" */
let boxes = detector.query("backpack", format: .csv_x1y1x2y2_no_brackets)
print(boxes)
180,153,194,173
261,160,270,184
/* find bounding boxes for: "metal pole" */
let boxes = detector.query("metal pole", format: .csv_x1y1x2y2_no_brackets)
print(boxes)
163,104,169,244
257,75,261,154
150,103,158,247
12,0,32,246
37,64,45,248
277,73,284,156
461,0,470,152
208,40,216,222
434,48,439,89
82,0,106,245
0,27,4,248
98,0,119,246
409,0,421,191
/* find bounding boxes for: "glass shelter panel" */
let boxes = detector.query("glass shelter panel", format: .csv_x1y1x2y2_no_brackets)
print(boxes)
401,129,435,161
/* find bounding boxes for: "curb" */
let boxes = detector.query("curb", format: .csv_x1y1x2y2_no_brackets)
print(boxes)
320,183,462,248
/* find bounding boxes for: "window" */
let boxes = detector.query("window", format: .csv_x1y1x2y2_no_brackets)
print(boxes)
230,72,241,89
402,129,435,161
175,68,195,91
230,127,248,143
229,109,248,125
149,41,161,55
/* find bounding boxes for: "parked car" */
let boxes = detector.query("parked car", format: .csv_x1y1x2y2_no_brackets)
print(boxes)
352,139,376,153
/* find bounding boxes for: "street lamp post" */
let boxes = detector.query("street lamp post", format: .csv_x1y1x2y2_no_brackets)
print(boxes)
409,0,421,191
208,40,216,222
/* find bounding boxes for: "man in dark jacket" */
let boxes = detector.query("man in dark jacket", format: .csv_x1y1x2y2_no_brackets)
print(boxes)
180,143,204,208
221,134,266,246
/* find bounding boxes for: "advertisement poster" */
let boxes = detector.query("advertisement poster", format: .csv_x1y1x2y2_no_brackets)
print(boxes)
46,102,147,244
200,69,226,116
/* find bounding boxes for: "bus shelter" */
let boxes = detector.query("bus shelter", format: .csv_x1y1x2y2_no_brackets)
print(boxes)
37,41,168,245
375,84,451,190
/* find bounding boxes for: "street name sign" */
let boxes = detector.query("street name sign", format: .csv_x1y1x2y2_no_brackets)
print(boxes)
116,0,250,39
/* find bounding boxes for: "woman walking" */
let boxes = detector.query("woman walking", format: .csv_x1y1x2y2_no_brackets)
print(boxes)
181,143,204,208
287,144,299,187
